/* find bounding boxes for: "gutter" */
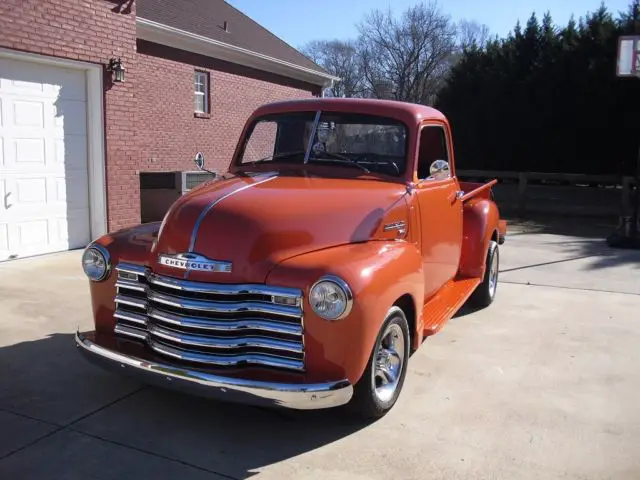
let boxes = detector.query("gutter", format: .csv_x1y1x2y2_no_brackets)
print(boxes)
136,17,340,88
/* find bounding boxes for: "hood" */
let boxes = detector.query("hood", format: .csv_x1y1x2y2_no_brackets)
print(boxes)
151,172,409,283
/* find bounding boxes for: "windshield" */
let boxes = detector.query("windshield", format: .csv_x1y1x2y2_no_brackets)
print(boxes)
236,111,408,177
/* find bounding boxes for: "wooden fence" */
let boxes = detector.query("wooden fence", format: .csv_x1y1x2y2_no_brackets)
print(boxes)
456,170,637,218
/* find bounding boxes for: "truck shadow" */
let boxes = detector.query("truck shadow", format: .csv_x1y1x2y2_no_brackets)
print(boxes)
0,333,371,479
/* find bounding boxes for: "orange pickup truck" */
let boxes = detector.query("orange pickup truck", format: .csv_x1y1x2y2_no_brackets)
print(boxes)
76,98,506,418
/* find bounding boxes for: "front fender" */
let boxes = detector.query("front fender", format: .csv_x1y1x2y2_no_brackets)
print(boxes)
459,198,500,278
265,241,423,385
89,222,161,333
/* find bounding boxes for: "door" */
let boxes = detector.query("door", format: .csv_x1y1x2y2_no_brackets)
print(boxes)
0,57,91,261
413,124,463,300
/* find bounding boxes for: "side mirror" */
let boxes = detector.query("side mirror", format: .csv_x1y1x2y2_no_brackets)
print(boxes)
429,159,450,180
194,152,205,170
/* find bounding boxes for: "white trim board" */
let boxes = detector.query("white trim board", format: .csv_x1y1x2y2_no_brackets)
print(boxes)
0,47,108,243
137,17,340,88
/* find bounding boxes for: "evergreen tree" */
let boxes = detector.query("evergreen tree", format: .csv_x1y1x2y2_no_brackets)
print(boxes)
436,2,640,175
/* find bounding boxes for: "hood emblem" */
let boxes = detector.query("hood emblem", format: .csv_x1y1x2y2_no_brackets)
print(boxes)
158,253,232,273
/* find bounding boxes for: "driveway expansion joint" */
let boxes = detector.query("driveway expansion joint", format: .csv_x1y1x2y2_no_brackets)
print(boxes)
500,280,640,296
0,387,145,462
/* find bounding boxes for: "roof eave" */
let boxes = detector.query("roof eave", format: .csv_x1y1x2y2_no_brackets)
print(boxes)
136,17,340,88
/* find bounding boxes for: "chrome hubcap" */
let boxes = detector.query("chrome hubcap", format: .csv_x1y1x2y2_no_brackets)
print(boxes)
488,250,499,297
372,323,405,403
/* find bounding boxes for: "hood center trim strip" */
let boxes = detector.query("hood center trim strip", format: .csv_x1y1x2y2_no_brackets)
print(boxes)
188,174,278,252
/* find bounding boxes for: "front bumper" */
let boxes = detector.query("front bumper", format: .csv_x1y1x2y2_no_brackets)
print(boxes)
75,331,353,410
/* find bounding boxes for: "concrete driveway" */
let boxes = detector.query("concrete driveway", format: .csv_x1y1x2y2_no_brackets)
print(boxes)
1,221,639,479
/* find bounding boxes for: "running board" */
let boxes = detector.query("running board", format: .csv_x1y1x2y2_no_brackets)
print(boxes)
421,277,482,336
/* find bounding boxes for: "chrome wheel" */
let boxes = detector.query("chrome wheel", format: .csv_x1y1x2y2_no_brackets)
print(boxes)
372,323,406,403
488,246,499,298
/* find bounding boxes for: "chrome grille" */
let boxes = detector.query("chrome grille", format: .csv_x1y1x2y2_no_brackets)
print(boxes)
113,263,305,371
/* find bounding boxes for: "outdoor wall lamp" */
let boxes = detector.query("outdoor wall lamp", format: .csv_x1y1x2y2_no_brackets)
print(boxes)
107,58,125,83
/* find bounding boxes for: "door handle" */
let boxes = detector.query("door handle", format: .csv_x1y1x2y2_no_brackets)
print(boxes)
448,190,464,203
3,191,10,210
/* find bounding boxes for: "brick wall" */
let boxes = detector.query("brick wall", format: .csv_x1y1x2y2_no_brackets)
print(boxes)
135,40,320,174
0,0,139,232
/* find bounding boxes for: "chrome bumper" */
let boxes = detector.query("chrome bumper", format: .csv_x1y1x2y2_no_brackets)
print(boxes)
75,331,353,410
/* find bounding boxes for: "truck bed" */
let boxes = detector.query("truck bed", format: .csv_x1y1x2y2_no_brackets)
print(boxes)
459,179,507,243
459,180,498,202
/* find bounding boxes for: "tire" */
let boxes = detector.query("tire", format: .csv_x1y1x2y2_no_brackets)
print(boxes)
348,306,410,419
469,240,499,308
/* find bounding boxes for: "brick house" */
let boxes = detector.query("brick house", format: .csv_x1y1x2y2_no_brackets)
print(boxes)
0,0,336,261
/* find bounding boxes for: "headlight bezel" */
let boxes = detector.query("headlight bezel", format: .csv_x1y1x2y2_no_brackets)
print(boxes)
81,243,111,282
309,274,353,321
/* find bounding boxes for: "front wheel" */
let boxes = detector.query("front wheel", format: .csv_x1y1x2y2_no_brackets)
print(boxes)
348,306,410,419
469,240,499,308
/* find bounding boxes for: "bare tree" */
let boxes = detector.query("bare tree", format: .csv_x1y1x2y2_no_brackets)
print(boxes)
457,19,491,50
301,39,364,97
357,1,458,104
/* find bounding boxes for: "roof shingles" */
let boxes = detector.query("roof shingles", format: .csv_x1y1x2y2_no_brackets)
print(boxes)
137,0,327,74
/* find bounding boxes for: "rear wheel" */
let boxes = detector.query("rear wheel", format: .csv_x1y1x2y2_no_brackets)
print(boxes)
348,306,410,419
469,240,499,308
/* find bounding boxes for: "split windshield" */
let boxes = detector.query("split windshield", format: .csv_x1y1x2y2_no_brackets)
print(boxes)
236,111,408,177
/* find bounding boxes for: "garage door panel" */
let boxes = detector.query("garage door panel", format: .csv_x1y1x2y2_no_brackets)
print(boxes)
13,99,45,128
55,134,87,171
11,79,44,92
17,219,49,247
60,171,89,207
0,58,86,98
52,175,87,207
65,210,91,248
54,177,67,202
53,100,86,135
0,224,8,251
0,57,92,260
0,179,5,212
45,70,86,101
7,177,68,215
14,137,46,165
15,178,47,205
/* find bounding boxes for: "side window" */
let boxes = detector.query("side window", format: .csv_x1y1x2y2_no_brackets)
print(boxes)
416,126,450,180
194,71,209,113
240,120,278,163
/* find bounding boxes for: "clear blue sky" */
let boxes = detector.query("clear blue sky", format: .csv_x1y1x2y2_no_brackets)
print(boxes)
226,0,631,49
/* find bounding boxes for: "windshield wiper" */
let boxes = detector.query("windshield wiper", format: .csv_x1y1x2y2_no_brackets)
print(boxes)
311,151,370,173
249,150,306,165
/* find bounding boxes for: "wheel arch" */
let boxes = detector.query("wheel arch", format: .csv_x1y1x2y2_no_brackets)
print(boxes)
458,198,501,279
265,240,424,385
392,293,419,351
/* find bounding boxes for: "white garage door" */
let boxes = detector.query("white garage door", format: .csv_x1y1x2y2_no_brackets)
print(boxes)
0,57,91,261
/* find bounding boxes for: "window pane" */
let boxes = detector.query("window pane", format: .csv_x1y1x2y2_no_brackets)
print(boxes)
417,127,449,179
322,123,406,157
195,94,205,112
309,113,407,176
240,121,279,163
194,72,208,112
194,73,206,91
236,112,407,177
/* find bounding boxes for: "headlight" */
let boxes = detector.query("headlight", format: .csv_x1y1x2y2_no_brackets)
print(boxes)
81,244,111,282
309,275,353,320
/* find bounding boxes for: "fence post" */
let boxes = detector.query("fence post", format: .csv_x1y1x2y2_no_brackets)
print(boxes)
622,176,632,215
517,172,528,217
